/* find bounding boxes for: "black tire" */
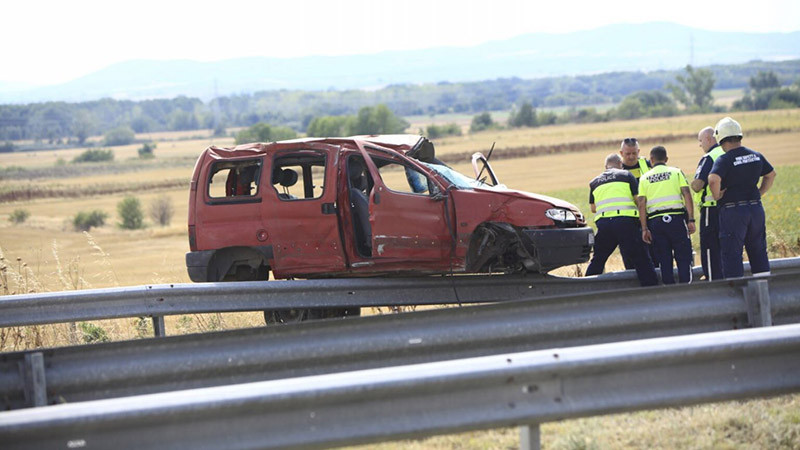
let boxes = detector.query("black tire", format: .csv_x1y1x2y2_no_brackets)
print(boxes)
263,307,361,325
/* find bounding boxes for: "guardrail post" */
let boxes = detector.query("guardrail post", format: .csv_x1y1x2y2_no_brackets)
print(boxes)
519,423,540,450
745,279,772,327
22,352,47,407
152,316,166,337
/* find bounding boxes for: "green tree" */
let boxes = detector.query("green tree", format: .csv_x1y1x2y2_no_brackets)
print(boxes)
469,112,494,132
306,116,349,137
103,126,135,146
508,102,537,128
344,104,409,135
614,91,677,119
117,196,144,230
668,65,715,111
235,122,297,145
749,71,780,92
72,110,94,144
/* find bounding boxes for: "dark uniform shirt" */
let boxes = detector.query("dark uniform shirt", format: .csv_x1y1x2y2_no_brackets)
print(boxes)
589,168,638,204
710,146,773,205
622,158,652,181
693,144,720,187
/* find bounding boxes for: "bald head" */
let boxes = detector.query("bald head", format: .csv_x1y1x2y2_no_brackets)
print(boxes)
698,126,717,152
605,153,623,169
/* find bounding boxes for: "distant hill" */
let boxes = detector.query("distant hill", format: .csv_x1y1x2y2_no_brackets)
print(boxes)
2,22,799,103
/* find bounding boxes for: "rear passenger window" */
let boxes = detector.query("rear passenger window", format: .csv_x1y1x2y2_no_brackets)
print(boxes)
208,160,262,199
272,152,327,200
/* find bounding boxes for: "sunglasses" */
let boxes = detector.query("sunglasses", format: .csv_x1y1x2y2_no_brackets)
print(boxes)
623,137,638,145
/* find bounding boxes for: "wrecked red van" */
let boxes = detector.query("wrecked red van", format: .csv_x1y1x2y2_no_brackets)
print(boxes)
187,135,593,286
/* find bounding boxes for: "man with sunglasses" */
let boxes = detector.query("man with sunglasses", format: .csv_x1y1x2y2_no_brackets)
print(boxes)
618,137,654,270
708,117,776,279
619,137,652,181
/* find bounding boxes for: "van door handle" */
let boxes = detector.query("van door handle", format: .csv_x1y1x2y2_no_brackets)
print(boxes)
321,202,336,215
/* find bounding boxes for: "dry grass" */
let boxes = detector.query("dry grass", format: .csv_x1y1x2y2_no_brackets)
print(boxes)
0,110,798,447
351,395,800,449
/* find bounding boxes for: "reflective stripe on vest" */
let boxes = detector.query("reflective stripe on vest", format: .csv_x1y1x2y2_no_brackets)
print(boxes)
593,181,638,222
641,165,686,218
700,146,725,208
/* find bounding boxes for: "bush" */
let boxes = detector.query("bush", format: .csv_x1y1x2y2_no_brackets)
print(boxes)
73,148,114,163
73,210,108,231
79,322,110,343
138,142,156,159
149,195,174,226
103,126,136,146
426,123,462,139
9,209,30,224
117,196,144,229
470,112,495,133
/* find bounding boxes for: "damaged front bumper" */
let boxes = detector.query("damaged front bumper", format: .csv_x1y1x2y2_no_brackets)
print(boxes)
521,226,594,272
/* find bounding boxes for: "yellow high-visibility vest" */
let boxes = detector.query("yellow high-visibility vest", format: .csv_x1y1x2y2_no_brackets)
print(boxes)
593,181,639,223
639,165,689,219
696,146,725,208
626,157,650,180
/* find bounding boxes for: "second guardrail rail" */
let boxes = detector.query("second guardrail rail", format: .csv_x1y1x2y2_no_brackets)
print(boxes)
1,272,797,410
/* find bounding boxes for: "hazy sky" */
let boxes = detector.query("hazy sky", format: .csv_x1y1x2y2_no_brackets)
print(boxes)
3,0,799,86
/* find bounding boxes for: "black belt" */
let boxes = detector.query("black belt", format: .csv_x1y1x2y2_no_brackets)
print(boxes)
721,200,761,208
647,208,686,219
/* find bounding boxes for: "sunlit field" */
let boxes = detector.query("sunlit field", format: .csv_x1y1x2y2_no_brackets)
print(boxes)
1,109,799,449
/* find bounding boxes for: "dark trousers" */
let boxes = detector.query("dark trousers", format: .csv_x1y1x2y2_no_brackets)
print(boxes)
620,224,655,270
719,203,770,278
586,216,658,286
648,214,693,284
699,206,723,281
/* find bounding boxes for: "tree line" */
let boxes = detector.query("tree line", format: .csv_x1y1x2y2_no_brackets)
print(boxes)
1,59,798,145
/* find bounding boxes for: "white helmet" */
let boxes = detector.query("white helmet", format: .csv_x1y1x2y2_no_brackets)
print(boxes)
714,117,743,142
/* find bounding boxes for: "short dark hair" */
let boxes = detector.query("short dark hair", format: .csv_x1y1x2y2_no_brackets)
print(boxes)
720,136,743,145
650,145,667,161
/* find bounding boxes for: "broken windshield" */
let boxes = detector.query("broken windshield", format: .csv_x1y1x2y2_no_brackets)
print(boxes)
420,161,499,190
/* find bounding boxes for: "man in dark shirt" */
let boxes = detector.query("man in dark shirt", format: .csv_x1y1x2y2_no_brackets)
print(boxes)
691,126,725,281
585,153,658,286
708,117,777,279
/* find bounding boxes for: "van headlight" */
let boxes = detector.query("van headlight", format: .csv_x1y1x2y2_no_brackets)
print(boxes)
545,208,577,224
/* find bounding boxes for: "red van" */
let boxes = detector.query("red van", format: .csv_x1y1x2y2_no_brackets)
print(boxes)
186,135,593,319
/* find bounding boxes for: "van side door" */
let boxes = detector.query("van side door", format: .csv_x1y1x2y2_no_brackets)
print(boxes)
264,148,347,277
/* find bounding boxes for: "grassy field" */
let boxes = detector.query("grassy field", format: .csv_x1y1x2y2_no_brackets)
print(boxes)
1,109,799,448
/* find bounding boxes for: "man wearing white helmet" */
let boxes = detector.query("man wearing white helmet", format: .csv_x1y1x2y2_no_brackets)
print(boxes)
707,117,777,279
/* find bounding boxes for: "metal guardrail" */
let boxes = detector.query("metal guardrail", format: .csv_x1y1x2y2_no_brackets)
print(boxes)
1,257,798,334
1,273,797,410
1,324,799,449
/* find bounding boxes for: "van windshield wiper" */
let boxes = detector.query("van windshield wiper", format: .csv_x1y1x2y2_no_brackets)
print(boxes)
475,142,495,182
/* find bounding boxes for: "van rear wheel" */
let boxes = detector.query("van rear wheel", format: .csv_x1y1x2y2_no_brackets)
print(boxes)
263,308,360,325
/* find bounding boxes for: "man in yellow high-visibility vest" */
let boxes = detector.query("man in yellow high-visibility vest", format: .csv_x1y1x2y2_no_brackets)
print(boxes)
618,137,654,269
638,146,696,284
586,153,658,286
691,126,725,281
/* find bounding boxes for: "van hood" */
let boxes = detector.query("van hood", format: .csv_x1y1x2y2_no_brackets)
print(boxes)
473,186,581,212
